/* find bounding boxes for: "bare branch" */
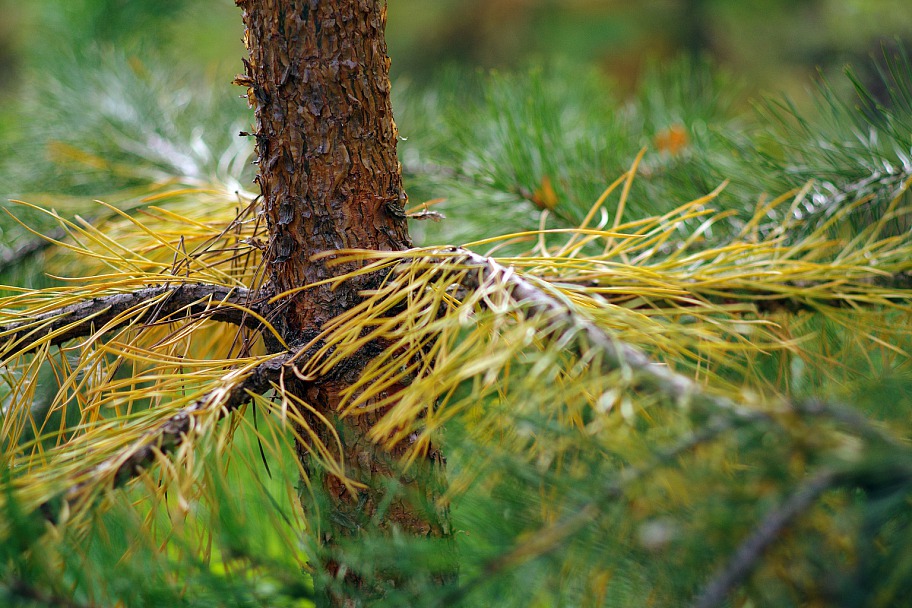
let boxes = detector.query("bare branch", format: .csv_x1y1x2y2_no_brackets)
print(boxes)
796,399,906,449
439,250,912,441
0,283,265,356
690,470,839,608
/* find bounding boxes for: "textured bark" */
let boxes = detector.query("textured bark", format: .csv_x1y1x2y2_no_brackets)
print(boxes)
236,1,452,605
236,0,410,333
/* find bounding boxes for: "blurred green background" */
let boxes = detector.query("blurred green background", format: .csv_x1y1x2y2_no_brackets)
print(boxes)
2,0,912,107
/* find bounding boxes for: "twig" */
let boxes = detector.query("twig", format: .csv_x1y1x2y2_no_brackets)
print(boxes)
796,398,906,449
0,283,264,356
425,250,912,605
588,283,912,315
440,249,912,446
690,470,839,608
799,166,912,233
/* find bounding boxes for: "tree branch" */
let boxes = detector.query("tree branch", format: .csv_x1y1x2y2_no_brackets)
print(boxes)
429,250,912,605
433,251,912,454
796,398,906,449
443,248,749,418
433,414,763,607
0,283,265,356
542,270,912,315
56,352,292,509
0,228,63,267
691,273,912,314
690,470,839,608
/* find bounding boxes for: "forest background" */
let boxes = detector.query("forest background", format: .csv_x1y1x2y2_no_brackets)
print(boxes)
4,0,912,150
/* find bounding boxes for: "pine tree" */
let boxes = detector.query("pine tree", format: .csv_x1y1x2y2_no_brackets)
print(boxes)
2,4,912,608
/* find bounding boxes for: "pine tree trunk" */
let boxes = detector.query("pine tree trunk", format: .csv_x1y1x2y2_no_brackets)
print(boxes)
235,1,452,605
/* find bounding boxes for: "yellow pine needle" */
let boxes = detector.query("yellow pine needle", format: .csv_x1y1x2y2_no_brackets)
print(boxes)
4,166,912,559
556,172,628,256
140,188,223,204
5,204,162,272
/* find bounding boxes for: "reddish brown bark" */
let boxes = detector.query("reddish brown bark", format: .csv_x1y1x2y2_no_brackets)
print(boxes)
236,0,411,332
235,1,452,605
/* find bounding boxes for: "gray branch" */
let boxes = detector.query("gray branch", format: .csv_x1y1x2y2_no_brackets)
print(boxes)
430,250,911,606
690,471,839,608
0,228,64,267
433,414,762,608
443,247,749,418
441,248,912,445
1,283,265,356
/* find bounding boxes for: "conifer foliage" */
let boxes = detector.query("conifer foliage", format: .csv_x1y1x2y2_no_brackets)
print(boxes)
2,3,912,607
